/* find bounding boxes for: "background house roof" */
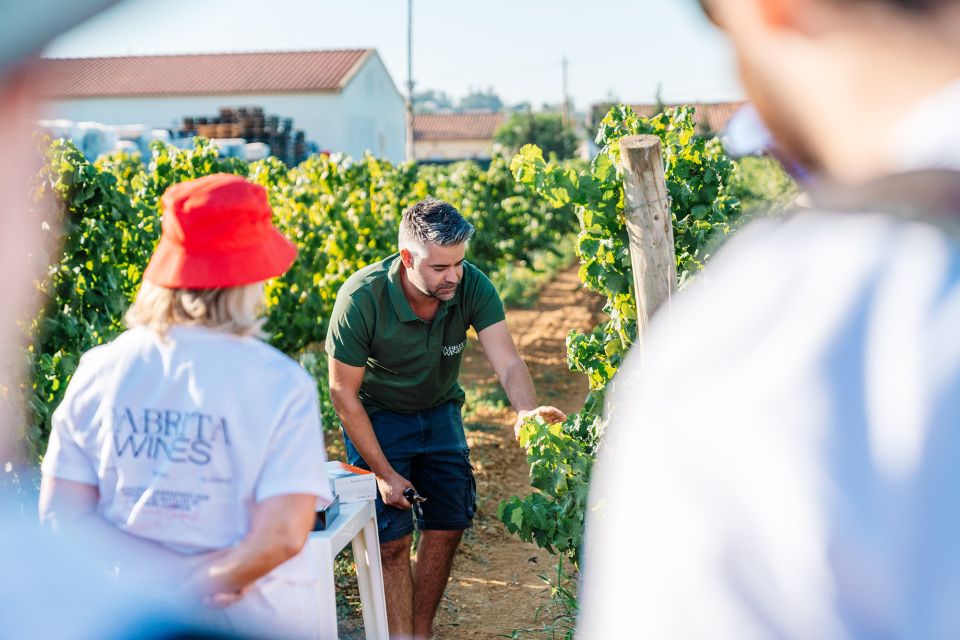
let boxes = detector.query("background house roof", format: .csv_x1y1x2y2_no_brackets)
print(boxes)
413,112,506,141
35,49,373,98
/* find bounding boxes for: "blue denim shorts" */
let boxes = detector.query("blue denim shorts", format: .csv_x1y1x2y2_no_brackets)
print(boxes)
342,401,477,543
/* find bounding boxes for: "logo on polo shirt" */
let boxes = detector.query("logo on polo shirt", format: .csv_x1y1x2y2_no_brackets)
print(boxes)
441,341,467,357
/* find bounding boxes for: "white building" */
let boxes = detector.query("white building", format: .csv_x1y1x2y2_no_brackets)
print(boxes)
413,112,505,162
36,49,406,162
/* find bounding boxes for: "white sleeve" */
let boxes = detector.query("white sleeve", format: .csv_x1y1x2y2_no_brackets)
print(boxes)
254,378,332,503
577,215,924,639
41,403,98,486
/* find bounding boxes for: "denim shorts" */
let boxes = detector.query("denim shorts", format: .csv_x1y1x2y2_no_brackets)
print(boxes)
342,401,477,543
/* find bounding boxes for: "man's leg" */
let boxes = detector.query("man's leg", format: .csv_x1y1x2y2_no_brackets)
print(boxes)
341,410,419,638
380,533,414,639
412,529,463,639
408,402,476,638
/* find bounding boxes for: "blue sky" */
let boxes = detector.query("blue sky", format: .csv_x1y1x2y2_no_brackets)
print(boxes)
43,0,743,110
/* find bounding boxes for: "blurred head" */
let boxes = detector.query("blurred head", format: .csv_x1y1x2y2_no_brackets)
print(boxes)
398,198,474,301
700,0,960,181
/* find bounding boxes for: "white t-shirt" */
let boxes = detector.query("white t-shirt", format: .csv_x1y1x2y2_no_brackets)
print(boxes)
578,209,960,639
42,325,332,639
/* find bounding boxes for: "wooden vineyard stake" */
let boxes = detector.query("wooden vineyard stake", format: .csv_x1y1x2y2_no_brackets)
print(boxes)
619,134,677,353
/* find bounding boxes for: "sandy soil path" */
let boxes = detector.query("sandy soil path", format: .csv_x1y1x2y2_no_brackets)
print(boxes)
432,266,603,638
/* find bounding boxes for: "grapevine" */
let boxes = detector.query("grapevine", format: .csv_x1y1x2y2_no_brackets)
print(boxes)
499,106,741,596
23,140,578,461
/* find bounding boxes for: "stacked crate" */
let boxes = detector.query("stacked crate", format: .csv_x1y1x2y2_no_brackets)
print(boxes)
179,107,309,165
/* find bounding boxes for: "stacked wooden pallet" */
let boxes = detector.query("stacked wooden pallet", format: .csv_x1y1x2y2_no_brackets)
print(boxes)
179,107,308,165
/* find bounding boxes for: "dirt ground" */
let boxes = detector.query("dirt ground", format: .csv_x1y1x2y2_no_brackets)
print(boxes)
431,266,603,638
331,265,603,639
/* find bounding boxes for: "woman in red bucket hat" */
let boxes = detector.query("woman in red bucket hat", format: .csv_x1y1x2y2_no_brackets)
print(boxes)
39,173,334,639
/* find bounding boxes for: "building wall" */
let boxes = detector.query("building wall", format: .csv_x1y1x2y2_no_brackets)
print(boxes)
414,139,494,162
41,55,407,162
339,53,406,162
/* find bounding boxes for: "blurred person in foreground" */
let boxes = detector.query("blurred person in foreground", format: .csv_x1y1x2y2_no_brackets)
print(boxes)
38,173,334,639
0,2,209,638
580,0,960,638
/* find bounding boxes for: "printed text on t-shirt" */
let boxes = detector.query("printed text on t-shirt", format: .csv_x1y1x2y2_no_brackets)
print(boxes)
111,407,231,466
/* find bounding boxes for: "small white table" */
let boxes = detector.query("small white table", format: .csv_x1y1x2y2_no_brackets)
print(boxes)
306,500,388,639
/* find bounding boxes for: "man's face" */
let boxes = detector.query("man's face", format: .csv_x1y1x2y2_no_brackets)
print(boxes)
700,0,824,174
402,242,466,302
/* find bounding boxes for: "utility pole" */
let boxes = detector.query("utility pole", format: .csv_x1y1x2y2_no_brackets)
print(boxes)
405,0,415,162
561,55,570,127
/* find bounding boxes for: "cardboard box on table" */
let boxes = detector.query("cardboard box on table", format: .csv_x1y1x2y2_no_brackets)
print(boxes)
326,460,378,504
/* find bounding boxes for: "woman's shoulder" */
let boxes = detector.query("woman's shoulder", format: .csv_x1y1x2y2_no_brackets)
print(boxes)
238,337,315,385
72,327,149,372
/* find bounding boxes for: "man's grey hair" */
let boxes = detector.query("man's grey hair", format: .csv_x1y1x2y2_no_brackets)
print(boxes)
398,198,475,258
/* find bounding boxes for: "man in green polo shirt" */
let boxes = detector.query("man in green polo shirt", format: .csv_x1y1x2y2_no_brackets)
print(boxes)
326,198,565,639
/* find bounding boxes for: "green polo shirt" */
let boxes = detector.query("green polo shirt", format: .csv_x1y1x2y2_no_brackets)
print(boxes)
325,253,506,413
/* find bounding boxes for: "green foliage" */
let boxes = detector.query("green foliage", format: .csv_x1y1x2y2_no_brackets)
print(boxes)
417,154,578,278
459,87,504,112
493,235,578,309
508,105,741,443
499,105,743,625
26,139,251,461
728,154,799,220
413,88,454,112
23,141,578,462
495,112,579,160
498,557,578,640
498,416,593,565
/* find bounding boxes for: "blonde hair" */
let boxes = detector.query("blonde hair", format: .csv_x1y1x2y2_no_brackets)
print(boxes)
125,280,267,338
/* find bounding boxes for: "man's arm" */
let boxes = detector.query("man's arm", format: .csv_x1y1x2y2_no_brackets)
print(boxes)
476,320,566,437
328,355,413,510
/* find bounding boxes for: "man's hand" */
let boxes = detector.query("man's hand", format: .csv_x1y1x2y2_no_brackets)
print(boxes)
378,472,415,510
514,406,567,439
477,323,566,440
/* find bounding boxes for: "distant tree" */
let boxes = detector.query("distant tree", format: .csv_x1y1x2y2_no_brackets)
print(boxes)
654,82,666,114
494,112,579,159
459,87,503,112
414,89,454,112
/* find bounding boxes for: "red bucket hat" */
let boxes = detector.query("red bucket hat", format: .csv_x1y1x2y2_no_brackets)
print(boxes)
143,173,297,289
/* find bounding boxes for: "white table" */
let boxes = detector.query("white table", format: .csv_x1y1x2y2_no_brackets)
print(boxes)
306,500,388,639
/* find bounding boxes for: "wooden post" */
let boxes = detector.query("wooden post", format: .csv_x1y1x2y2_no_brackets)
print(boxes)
620,135,676,343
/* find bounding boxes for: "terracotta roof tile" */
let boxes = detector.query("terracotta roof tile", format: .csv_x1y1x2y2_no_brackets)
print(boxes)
413,112,506,141
35,49,372,98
